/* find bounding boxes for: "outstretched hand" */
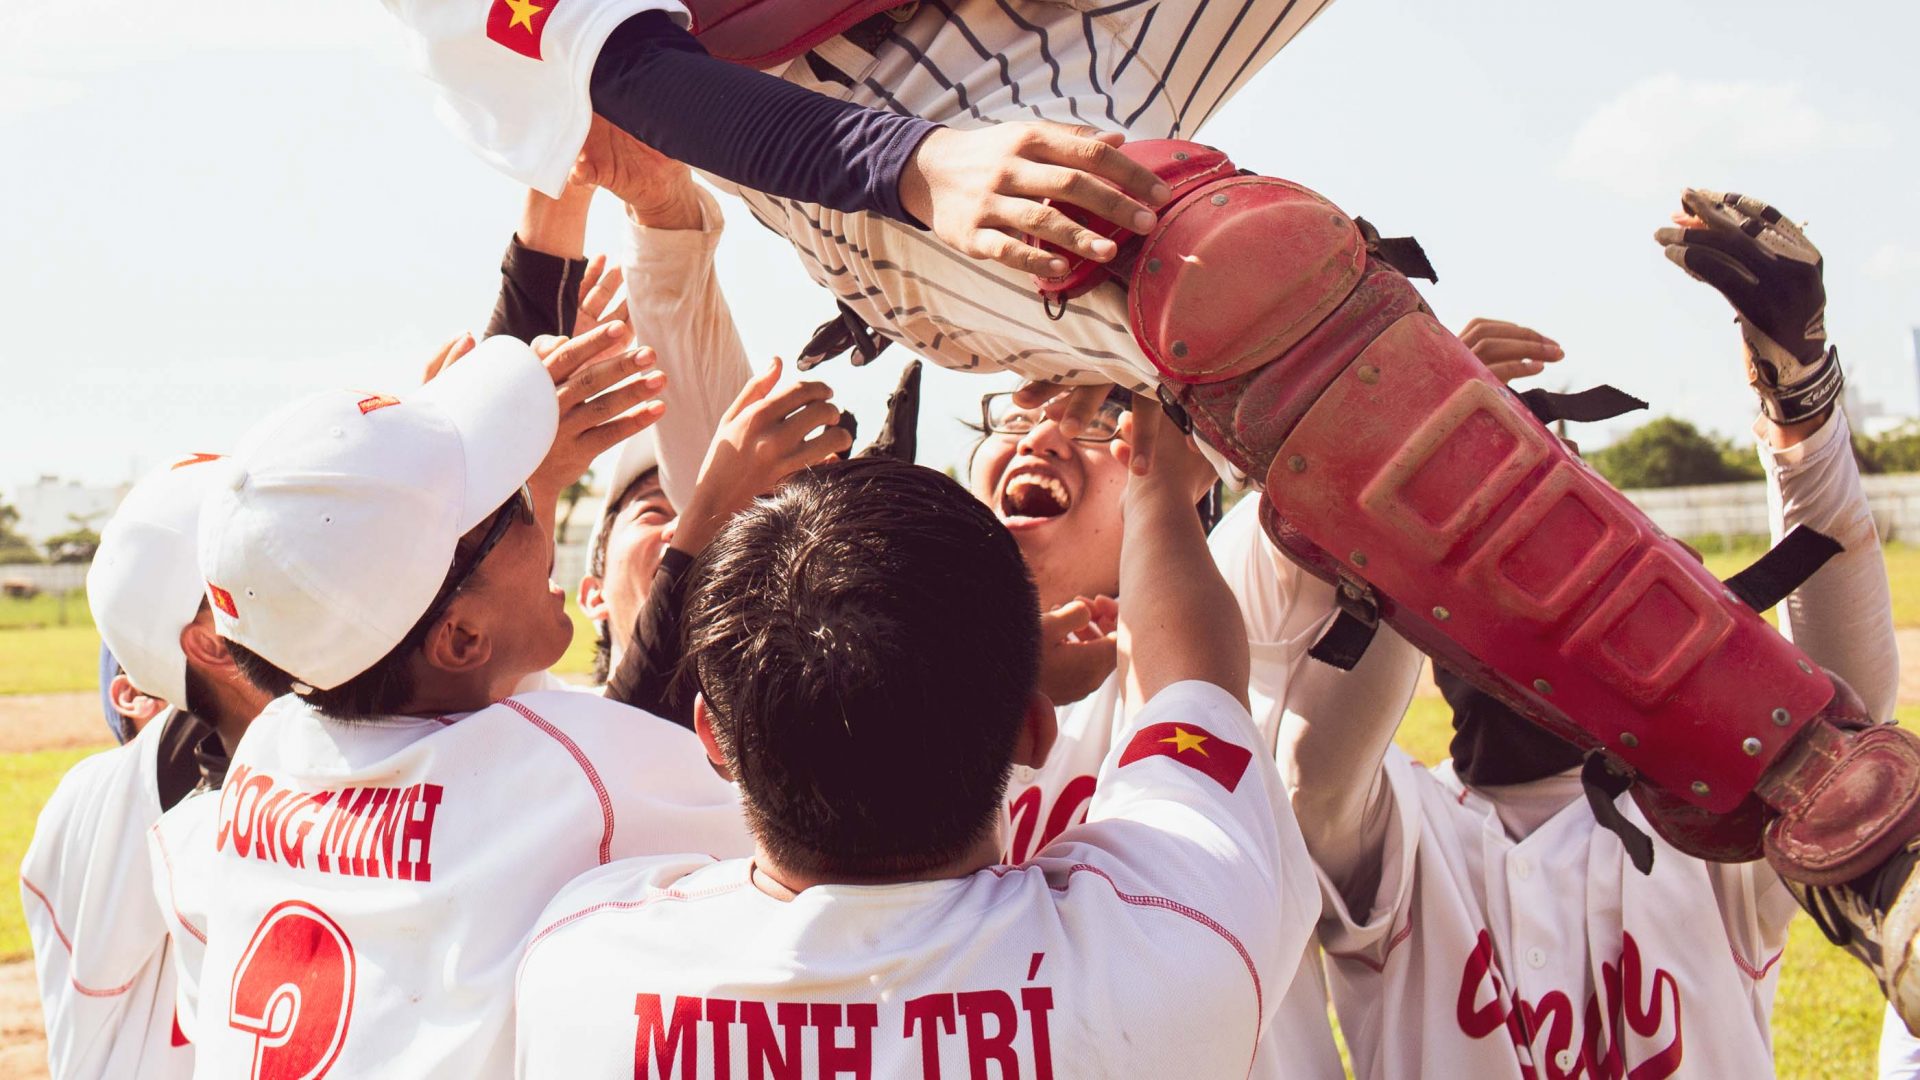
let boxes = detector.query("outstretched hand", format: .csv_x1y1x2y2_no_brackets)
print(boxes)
1039,595,1120,706
1460,319,1563,384
573,115,703,230
527,322,668,510
898,122,1169,277
670,356,853,556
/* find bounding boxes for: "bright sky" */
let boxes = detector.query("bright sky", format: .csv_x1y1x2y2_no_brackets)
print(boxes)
3,0,1915,493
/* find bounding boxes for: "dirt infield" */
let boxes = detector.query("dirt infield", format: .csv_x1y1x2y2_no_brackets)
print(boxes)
0,960,47,1080
0,693,102,755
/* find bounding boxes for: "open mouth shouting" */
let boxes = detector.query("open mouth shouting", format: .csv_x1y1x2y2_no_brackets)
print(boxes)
998,462,1075,528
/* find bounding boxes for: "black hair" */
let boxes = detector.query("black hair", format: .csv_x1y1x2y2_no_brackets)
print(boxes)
683,457,1041,879
589,467,661,685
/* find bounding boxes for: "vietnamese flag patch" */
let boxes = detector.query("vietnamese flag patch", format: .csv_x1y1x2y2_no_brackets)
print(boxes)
1118,722,1252,792
487,0,556,59
208,583,239,619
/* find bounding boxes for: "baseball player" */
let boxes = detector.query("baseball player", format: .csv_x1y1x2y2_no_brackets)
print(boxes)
515,427,1317,1077
20,454,274,1080
144,333,753,1077
1268,192,1898,1078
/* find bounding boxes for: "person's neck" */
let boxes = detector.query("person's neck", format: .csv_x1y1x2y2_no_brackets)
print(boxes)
749,832,1005,900
396,666,522,718
197,683,261,756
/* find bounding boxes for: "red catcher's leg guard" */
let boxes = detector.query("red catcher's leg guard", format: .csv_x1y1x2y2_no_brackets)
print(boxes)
1041,139,1920,884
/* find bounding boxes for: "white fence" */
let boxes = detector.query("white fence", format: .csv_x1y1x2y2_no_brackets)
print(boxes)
1623,473,1920,544
0,563,88,594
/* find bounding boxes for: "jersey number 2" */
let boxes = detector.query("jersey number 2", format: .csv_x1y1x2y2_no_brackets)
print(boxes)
228,900,357,1079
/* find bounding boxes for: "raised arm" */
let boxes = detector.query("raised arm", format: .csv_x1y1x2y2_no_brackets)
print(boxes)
1114,400,1248,709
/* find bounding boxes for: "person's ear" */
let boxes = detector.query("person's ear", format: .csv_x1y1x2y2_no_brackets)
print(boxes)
1012,690,1057,770
108,673,166,727
693,695,735,780
180,620,235,675
577,574,609,621
419,610,493,676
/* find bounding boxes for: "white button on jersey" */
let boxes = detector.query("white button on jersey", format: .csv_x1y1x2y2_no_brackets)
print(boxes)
1526,947,1546,970
1511,856,1532,880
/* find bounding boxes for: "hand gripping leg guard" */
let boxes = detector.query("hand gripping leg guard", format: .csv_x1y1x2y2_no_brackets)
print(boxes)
1033,141,1920,1020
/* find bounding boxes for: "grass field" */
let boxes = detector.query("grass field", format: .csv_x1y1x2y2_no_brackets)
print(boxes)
2,746,102,962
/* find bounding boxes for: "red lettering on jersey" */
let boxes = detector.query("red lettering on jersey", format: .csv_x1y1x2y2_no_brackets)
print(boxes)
903,993,958,1078
1020,987,1056,1080
486,0,556,59
172,1007,190,1047
810,1002,877,1077
1116,722,1252,792
742,1000,807,1079
398,783,444,882
707,998,737,1080
634,993,701,1079
1452,929,1683,1078
1005,775,1098,864
214,772,445,884
957,990,1019,1076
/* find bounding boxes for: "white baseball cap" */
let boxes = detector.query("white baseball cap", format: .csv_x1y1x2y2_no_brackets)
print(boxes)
585,432,661,568
197,337,558,691
87,453,230,711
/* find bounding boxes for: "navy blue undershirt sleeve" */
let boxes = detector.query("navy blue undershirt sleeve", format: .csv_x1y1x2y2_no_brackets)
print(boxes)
588,11,938,226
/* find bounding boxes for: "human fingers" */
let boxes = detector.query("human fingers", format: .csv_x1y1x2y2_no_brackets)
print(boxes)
557,347,658,411
746,379,836,428
961,220,1072,277
1041,599,1095,641
571,370,667,429
577,263,625,332
422,332,475,382
574,400,667,458
1012,380,1069,409
1125,392,1161,475
1463,331,1564,368
1022,126,1169,216
1051,383,1113,438
1484,359,1545,383
721,357,785,424
777,420,856,475
543,321,632,385
996,177,1123,262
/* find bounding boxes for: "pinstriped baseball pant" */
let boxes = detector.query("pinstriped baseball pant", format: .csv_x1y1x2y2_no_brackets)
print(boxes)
708,0,1336,394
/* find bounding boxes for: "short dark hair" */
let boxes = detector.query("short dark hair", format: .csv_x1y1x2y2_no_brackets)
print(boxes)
590,467,660,685
684,457,1041,878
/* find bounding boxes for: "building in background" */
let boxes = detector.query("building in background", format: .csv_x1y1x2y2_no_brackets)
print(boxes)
7,476,127,547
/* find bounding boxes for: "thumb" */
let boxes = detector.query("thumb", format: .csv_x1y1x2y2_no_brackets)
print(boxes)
723,356,784,422
1041,599,1094,640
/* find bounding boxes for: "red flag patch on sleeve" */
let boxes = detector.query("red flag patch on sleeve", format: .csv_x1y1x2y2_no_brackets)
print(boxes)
208,583,239,619
487,0,556,59
1117,722,1252,792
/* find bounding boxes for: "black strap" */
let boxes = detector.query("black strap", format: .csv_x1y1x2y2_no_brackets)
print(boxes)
1308,581,1379,671
1581,752,1656,875
797,301,891,371
1353,217,1438,283
1723,525,1844,613
1517,385,1648,425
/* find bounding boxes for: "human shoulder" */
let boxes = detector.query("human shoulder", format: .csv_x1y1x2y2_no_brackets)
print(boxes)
527,855,738,952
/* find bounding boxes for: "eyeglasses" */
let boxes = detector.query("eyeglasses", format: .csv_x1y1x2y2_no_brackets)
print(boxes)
415,485,536,630
979,388,1130,444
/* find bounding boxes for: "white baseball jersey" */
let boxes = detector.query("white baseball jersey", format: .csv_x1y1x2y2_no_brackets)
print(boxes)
21,710,198,1080
516,679,1318,1078
148,689,750,1078
1883,1004,1920,1079
1318,752,1795,1080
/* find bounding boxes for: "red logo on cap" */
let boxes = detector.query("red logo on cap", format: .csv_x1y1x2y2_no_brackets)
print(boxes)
487,0,555,58
356,394,401,415
208,583,239,619
171,452,223,470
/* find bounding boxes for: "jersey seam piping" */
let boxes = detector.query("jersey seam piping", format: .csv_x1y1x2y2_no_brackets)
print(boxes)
502,699,616,864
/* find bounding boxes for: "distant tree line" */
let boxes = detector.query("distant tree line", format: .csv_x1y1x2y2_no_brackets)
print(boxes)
1586,415,1920,490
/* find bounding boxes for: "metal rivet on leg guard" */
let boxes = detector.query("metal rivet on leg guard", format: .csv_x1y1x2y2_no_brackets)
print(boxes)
1351,550,1368,567
1173,151,1189,161
1744,738,1764,756
1773,707,1792,726
1432,606,1450,621
1356,364,1380,383
1287,455,1307,473
1533,678,1553,695
1622,733,1640,748
1211,193,1228,206
1692,780,1711,796
1171,340,1188,358
1799,659,1815,674
1146,258,1161,274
